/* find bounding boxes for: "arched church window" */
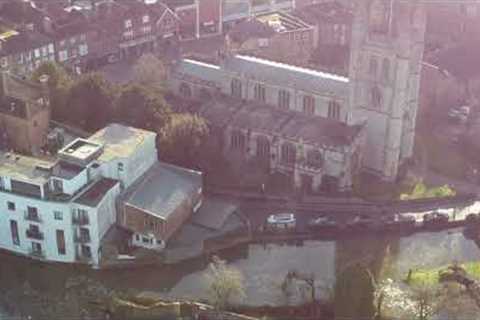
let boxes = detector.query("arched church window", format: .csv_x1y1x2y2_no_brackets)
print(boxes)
306,150,323,169
256,135,270,159
371,86,383,109
231,78,242,99
231,130,246,150
369,0,390,34
281,142,296,165
382,58,390,82
369,57,378,78
179,82,192,98
328,101,341,120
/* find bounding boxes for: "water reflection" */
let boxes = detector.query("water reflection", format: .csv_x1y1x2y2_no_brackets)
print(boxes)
0,228,479,318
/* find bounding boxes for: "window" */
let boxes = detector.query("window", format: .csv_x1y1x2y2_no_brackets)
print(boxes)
56,230,66,255
54,211,63,221
179,82,192,98
142,15,150,23
135,234,140,241
79,44,88,56
27,206,38,218
117,162,124,172
281,142,296,165
143,25,152,34
10,220,19,246
328,101,341,120
371,86,383,109
124,19,132,29
303,96,315,115
306,150,323,168
79,227,90,242
253,83,266,102
142,237,150,244
231,130,246,150
231,78,242,99
81,245,91,258
34,49,40,58
382,58,390,82
59,50,68,62
278,90,290,109
7,202,15,211
256,136,270,159
369,57,378,77
53,179,63,192
32,242,42,254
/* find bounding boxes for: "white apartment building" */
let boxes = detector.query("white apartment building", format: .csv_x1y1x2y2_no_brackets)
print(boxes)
0,124,157,267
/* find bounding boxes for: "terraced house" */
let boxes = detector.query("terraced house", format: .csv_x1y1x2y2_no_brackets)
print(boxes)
169,0,427,192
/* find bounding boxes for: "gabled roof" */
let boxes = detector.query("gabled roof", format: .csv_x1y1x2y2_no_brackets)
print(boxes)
224,55,349,96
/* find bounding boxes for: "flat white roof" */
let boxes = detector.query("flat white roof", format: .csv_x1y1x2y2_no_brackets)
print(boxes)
235,54,350,83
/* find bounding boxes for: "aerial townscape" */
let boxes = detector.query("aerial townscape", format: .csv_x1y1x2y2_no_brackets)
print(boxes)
2,0,480,319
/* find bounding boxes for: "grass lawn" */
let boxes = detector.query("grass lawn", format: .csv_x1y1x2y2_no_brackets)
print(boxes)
409,261,480,286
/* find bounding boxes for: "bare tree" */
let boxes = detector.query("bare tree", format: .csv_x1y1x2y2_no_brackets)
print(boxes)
204,256,246,311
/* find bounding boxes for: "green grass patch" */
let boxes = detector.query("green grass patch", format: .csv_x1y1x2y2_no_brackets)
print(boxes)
409,261,480,286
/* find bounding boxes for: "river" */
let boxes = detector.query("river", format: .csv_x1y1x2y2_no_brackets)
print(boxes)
0,227,479,318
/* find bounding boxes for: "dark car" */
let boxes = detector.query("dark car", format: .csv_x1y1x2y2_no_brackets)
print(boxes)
465,213,480,225
423,212,449,228
345,214,376,230
381,215,416,231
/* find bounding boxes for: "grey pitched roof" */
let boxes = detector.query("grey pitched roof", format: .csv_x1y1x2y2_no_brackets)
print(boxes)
224,55,350,96
123,162,202,220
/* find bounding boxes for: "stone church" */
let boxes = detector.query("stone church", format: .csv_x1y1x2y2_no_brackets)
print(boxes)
168,0,426,193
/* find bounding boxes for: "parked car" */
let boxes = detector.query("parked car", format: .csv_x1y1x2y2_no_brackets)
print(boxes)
465,213,480,224
345,214,376,230
308,215,337,230
382,215,416,231
423,212,449,227
266,213,296,230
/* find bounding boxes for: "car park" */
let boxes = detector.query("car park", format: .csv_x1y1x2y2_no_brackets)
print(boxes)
266,213,296,231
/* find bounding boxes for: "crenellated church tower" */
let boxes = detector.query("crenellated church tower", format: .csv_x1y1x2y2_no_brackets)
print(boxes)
347,0,426,180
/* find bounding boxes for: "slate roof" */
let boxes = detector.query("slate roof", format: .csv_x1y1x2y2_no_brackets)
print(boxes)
0,29,53,57
198,94,362,148
174,55,350,97
227,18,276,43
123,162,202,220
224,55,350,96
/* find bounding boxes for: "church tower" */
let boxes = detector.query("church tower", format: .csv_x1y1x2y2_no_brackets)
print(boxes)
347,0,426,180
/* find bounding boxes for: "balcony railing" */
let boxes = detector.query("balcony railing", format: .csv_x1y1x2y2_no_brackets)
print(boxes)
72,216,90,226
26,230,44,240
29,249,45,259
74,234,91,244
24,212,42,223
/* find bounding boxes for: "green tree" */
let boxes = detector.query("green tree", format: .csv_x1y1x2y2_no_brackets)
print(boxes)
133,53,167,91
204,256,245,311
66,73,117,131
158,113,209,169
400,182,456,200
115,84,171,130
31,61,72,121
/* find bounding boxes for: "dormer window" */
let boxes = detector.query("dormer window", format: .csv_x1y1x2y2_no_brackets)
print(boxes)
142,15,150,23
124,19,132,29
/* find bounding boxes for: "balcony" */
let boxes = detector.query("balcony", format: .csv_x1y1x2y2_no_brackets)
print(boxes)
74,234,91,244
24,212,42,223
72,216,90,226
29,249,45,259
26,229,44,240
